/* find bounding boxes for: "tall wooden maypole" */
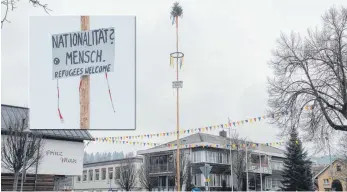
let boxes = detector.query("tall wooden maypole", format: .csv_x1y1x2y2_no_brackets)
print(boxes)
170,2,184,191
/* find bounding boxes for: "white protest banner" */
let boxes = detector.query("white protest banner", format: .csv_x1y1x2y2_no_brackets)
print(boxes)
52,27,115,79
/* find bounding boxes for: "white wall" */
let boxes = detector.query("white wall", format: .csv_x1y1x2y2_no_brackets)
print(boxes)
73,161,143,191
1,135,84,176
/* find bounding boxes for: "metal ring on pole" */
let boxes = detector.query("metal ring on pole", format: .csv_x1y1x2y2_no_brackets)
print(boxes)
170,52,184,59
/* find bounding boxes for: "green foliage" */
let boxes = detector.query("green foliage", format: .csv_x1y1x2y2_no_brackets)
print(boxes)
281,128,314,191
170,2,183,19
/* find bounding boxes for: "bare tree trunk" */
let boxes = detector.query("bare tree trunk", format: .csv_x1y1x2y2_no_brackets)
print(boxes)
13,171,19,191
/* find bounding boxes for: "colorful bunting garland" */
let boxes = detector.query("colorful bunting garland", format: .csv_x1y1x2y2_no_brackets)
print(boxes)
93,106,314,141
92,138,289,149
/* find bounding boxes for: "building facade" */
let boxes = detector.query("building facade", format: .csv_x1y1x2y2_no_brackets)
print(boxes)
138,131,286,191
314,159,347,191
1,104,93,191
72,157,143,192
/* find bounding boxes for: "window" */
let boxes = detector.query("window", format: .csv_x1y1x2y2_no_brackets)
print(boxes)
214,174,221,186
76,176,81,182
115,167,120,180
193,174,202,186
217,153,222,163
95,169,100,180
266,177,272,189
193,151,202,163
101,168,106,180
89,170,93,181
159,155,168,165
168,176,175,187
83,170,87,181
324,179,329,185
336,165,341,172
272,178,282,189
108,167,113,180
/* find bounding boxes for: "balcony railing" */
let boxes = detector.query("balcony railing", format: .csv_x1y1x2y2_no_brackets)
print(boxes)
248,163,272,174
150,164,175,173
270,161,284,171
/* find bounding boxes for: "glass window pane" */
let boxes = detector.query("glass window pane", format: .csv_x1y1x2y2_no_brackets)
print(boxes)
89,170,93,181
101,168,106,180
115,167,120,179
108,167,113,180
95,169,100,180
83,170,87,181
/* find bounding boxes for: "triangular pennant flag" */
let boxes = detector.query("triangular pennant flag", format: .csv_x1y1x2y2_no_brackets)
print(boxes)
180,57,183,69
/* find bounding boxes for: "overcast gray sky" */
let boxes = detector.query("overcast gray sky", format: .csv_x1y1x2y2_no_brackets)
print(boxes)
2,0,346,154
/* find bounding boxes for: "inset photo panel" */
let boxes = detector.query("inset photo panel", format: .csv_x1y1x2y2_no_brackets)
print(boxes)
29,15,136,130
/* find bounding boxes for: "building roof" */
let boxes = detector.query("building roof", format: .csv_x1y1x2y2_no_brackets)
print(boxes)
138,132,285,157
83,157,143,168
313,159,347,179
1,104,93,141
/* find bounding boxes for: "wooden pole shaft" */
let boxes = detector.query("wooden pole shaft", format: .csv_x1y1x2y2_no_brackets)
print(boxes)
80,16,90,129
176,15,180,192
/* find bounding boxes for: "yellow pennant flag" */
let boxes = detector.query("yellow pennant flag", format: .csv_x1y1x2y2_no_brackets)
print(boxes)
181,56,184,68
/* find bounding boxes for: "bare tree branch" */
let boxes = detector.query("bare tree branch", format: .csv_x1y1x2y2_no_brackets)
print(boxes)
173,150,191,190
268,6,347,146
138,156,156,191
1,0,51,28
229,133,252,191
117,157,137,191
1,118,43,191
